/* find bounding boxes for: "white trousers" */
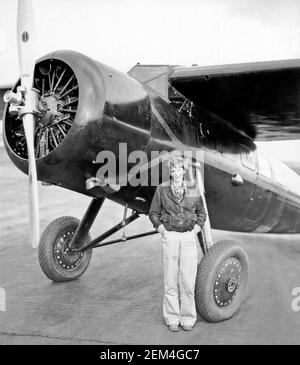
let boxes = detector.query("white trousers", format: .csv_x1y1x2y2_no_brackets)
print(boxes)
161,230,201,327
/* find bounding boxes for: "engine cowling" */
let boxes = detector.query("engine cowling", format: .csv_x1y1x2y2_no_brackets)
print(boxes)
3,50,152,196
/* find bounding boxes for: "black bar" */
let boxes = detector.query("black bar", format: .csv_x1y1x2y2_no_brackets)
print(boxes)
197,231,207,255
71,197,105,250
77,211,140,252
92,230,158,248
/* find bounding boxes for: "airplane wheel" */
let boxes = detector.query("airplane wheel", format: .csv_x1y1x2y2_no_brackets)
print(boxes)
195,240,249,322
38,216,92,282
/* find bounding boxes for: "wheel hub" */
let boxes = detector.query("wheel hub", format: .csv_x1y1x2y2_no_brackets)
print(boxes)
54,231,84,271
227,277,237,293
214,258,242,307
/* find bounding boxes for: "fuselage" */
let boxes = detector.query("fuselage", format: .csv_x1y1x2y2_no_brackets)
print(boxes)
3,50,300,233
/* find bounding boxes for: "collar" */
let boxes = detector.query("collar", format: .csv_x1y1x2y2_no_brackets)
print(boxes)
168,180,186,203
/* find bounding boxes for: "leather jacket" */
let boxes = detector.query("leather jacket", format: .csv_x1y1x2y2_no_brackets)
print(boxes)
148,182,207,232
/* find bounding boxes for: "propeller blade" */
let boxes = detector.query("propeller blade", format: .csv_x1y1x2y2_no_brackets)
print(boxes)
17,0,40,248
17,0,36,89
23,114,40,249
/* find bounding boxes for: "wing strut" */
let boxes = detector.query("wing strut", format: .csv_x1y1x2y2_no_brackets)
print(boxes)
194,161,213,254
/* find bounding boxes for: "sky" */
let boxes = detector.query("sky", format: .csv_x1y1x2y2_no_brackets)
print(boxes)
0,0,300,161
0,0,300,85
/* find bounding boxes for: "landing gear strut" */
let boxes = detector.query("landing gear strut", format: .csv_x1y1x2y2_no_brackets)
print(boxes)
38,197,157,282
194,164,249,322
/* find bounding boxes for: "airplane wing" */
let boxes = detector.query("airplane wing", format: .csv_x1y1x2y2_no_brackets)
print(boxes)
169,59,300,141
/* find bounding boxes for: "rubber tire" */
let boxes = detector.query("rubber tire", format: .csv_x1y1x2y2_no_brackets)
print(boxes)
38,216,93,282
195,240,249,322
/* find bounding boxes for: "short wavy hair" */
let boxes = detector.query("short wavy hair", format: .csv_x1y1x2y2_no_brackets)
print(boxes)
167,152,189,171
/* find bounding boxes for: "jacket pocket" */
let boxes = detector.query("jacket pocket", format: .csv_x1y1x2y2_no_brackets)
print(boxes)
186,214,197,230
190,213,197,221
160,213,169,223
160,213,171,230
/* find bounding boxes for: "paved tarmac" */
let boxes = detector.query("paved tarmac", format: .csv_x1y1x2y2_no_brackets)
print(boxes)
1,148,300,345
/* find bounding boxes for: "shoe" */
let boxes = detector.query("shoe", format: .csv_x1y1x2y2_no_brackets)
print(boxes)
168,324,179,332
181,325,193,331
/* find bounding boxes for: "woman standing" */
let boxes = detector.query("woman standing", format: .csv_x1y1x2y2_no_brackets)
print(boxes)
148,156,207,332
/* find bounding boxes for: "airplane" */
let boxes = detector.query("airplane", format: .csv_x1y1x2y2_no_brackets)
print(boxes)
2,0,300,323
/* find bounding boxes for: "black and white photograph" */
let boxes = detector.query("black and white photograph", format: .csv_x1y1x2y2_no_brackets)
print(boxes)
1,0,300,348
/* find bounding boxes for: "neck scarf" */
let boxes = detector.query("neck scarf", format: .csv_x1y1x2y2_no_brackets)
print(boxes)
171,179,186,202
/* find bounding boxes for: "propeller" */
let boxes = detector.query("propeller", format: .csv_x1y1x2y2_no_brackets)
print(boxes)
17,0,40,248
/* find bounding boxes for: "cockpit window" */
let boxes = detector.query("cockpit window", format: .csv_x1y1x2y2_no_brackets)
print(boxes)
257,154,272,179
241,150,256,171
128,65,173,98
